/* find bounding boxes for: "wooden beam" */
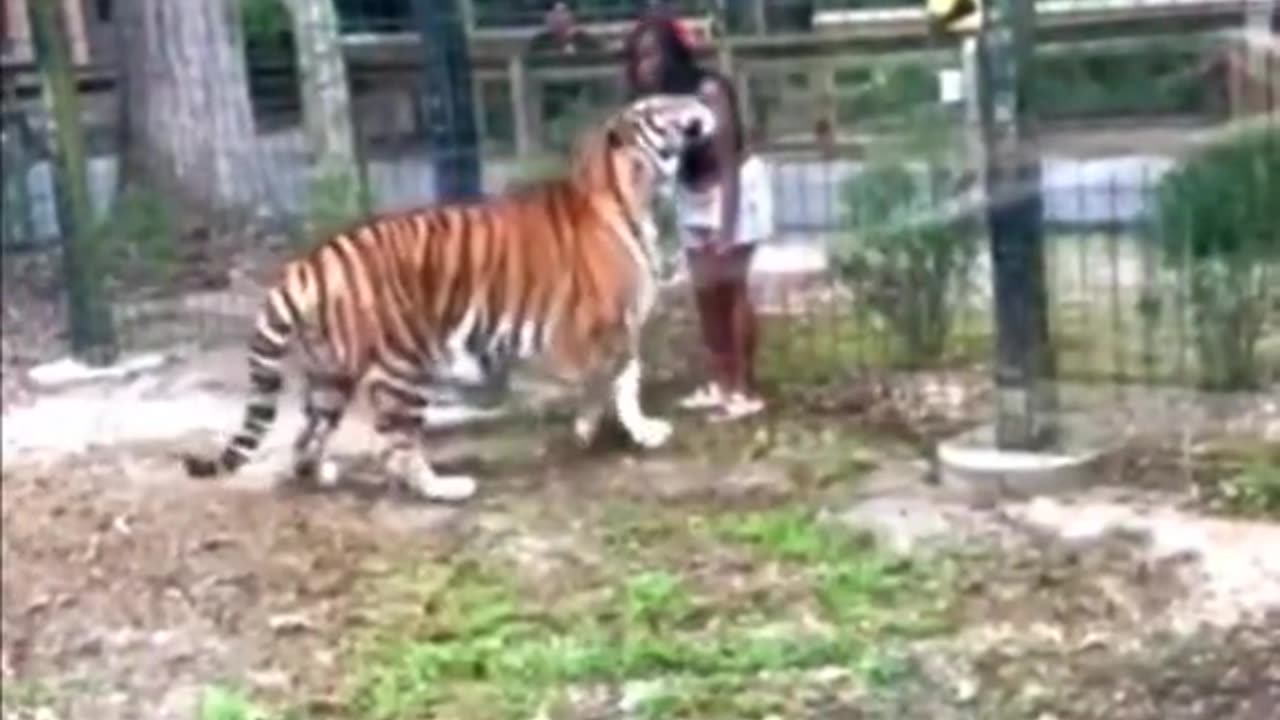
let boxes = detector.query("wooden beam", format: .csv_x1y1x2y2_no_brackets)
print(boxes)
4,0,33,61
750,0,766,36
459,0,474,34
2,0,90,65
507,54,533,155
338,1,1249,68
1243,0,1278,115
61,0,88,65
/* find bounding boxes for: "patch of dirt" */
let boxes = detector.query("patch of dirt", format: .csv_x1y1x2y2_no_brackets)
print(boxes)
947,614,1280,720
3,345,1279,719
0,446,463,720
0,346,804,719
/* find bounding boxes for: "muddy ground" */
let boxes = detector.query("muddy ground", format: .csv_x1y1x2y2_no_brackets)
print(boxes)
2,339,1278,720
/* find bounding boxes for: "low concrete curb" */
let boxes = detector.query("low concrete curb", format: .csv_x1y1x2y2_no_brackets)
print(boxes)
937,416,1116,502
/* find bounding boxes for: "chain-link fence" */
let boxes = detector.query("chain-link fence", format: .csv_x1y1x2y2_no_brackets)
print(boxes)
1,0,1276,431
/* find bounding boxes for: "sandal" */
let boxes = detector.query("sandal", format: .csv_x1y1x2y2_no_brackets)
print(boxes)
677,382,726,411
710,392,766,423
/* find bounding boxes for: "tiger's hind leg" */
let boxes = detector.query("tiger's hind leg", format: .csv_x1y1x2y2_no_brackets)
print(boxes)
571,372,614,449
290,373,356,489
368,371,478,503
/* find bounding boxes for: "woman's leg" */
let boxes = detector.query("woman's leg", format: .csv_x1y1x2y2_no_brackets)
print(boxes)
733,254,762,395
682,244,734,407
714,244,766,419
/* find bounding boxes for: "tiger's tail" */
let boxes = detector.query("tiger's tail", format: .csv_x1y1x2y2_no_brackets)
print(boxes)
183,277,307,479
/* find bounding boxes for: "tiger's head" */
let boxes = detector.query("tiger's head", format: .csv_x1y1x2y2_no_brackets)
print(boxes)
611,93,717,181
572,93,717,199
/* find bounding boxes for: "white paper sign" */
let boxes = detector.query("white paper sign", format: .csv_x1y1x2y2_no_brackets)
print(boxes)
938,68,964,103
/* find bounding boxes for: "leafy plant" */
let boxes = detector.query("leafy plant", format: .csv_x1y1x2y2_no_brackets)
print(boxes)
832,109,980,368
1150,126,1280,389
304,166,369,242
543,91,606,155
92,186,180,288
239,0,292,53
1218,460,1280,518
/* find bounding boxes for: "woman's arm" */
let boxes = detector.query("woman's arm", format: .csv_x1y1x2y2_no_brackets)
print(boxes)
699,76,742,251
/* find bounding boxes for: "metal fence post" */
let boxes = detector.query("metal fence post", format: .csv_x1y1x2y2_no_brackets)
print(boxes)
978,0,1056,449
413,0,482,202
29,0,118,366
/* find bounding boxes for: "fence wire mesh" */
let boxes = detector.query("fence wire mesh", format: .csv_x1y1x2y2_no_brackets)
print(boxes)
1,0,1276,435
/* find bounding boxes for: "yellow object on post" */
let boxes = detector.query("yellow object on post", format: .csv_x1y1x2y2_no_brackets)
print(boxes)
927,0,982,34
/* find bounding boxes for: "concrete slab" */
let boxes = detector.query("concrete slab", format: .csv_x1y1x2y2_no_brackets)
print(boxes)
28,352,174,390
937,415,1116,501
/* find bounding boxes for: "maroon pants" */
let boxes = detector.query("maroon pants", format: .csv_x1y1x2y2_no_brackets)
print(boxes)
687,244,759,395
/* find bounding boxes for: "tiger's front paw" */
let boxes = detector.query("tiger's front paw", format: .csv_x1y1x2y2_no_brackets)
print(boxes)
625,416,672,449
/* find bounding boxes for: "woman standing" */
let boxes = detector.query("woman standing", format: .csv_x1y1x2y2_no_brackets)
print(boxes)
623,15,773,421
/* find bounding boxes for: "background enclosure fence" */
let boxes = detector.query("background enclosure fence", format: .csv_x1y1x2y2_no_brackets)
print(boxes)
0,0,1276,429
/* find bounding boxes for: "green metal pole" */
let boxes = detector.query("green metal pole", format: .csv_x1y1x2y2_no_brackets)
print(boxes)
979,0,1056,450
29,0,118,366
413,0,482,202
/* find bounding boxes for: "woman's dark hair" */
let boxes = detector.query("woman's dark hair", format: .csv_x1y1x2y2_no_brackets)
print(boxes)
621,16,702,97
621,15,747,180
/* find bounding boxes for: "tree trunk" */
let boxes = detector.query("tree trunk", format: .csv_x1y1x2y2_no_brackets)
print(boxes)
285,0,367,234
116,0,266,222
1243,0,1277,116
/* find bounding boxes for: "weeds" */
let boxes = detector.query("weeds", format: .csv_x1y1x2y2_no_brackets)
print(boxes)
1217,458,1280,518
0,679,57,713
199,685,269,720
302,167,369,242
342,506,954,720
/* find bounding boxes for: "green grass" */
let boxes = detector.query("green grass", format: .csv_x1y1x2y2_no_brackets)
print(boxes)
1,679,57,713
200,685,270,720
339,505,957,720
1219,460,1280,518
708,509,949,633
1203,439,1280,519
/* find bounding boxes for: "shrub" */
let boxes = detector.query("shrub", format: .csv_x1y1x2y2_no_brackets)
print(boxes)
92,187,179,288
832,111,980,368
239,0,291,52
1150,126,1280,389
304,165,369,241
543,92,606,156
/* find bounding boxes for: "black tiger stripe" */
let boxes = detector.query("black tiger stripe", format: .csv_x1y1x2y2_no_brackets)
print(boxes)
249,332,286,360
249,369,282,394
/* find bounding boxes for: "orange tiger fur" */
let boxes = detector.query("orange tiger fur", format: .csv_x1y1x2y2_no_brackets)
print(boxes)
181,94,717,502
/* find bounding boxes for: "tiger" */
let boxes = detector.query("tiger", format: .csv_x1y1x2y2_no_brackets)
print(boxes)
181,93,717,502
